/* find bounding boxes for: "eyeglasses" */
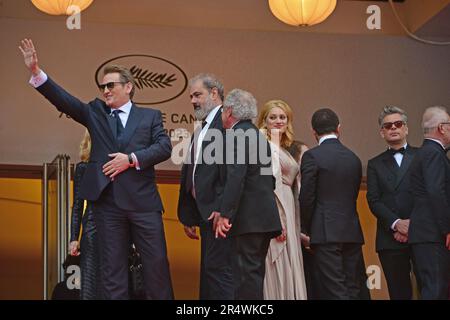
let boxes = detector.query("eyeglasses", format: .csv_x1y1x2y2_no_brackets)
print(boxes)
98,81,125,91
381,121,405,130
440,122,450,126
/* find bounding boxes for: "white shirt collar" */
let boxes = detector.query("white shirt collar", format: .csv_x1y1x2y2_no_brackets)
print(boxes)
319,134,338,145
111,100,132,115
425,138,445,150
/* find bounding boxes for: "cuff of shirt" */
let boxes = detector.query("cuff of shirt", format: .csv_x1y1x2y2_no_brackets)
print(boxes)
391,219,401,231
131,153,140,170
29,70,48,88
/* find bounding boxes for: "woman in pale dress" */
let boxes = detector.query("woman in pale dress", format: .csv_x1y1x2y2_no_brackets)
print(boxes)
258,100,309,300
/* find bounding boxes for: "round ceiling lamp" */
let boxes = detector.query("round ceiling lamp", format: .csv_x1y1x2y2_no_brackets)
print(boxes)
31,0,94,15
268,0,337,27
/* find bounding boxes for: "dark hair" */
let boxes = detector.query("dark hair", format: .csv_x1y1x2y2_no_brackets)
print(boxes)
311,108,339,136
103,65,136,99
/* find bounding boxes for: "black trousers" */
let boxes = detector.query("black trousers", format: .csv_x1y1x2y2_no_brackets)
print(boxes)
312,243,363,300
93,185,173,300
303,245,370,300
199,220,234,300
412,242,450,300
302,246,320,300
232,233,272,300
378,248,414,300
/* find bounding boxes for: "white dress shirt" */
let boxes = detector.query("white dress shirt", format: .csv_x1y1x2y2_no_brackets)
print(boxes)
111,101,132,128
389,142,408,167
29,69,47,87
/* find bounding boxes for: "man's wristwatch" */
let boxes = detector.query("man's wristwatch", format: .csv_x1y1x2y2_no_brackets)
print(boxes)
128,154,134,166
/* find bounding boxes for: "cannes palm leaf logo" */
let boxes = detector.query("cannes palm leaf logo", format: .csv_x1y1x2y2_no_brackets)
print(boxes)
130,65,177,90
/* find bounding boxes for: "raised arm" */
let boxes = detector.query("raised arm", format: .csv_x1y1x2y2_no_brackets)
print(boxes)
19,38,90,126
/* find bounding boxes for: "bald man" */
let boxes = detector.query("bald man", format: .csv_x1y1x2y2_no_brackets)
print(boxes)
408,106,450,300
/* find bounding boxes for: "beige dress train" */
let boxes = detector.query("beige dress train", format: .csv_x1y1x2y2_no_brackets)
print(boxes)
264,143,307,300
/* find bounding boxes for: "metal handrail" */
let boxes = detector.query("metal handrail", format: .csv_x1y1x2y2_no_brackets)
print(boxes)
42,154,71,300
42,163,48,300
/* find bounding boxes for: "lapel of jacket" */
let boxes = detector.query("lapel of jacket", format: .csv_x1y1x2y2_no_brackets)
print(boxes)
209,106,223,130
119,104,142,150
382,149,398,177
201,106,223,150
106,112,118,139
394,145,414,189
97,100,119,149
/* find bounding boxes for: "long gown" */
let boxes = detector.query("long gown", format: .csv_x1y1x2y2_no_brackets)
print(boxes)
71,162,102,299
263,143,307,300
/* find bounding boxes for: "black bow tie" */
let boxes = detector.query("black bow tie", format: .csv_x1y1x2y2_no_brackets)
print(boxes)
389,147,405,155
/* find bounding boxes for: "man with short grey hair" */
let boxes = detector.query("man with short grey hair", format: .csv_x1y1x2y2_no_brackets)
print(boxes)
409,106,450,299
212,88,282,299
367,105,418,299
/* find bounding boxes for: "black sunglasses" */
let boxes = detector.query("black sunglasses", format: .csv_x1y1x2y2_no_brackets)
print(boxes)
381,121,405,130
98,81,126,91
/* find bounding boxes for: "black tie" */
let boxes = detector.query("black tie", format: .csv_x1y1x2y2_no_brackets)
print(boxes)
390,147,405,156
111,109,124,140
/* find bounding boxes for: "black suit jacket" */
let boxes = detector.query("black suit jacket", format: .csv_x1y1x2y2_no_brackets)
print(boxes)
299,138,364,245
409,139,450,244
219,120,282,237
36,77,172,212
366,145,418,251
177,108,226,226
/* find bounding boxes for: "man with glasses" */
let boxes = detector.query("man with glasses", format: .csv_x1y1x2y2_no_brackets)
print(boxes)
19,39,174,299
366,106,418,300
408,106,450,300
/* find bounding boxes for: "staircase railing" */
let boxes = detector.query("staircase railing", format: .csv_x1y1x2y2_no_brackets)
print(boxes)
42,155,71,300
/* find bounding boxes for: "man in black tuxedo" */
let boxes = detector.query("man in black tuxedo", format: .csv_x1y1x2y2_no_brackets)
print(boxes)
299,108,365,299
20,39,173,299
177,74,233,299
213,89,282,300
409,106,450,300
366,106,418,300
